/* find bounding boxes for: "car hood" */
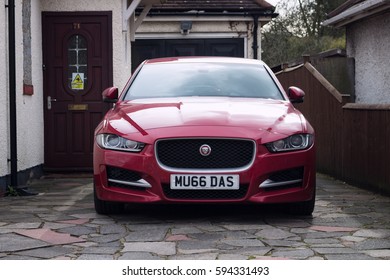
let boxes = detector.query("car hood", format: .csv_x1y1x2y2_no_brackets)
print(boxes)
106,97,305,136
103,97,307,140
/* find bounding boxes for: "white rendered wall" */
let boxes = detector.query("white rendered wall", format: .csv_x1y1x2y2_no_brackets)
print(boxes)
16,0,44,172
0,0,33,176
346,12,390,104
0,0,45,175
0,0,8,177
14,0,25,171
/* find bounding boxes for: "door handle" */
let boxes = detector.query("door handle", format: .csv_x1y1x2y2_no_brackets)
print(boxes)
47,96,57,110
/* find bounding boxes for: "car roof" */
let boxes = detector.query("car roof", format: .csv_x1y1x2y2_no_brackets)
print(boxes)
143,56,267,66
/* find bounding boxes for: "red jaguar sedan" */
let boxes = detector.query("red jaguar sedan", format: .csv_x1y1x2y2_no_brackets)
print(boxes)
93,57,315,215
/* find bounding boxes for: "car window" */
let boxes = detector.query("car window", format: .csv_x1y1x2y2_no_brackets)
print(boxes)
123,62,284,100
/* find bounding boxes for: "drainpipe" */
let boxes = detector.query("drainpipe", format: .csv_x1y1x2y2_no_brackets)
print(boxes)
252,15,259,60
6,0,18,187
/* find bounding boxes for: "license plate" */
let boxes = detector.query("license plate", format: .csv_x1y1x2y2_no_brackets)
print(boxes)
170,174,239,190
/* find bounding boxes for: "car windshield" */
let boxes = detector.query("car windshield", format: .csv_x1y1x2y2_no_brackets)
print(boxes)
124,62,284,100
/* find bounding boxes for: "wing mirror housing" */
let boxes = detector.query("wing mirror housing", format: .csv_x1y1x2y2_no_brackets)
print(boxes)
102,87,118,103
288,86,305,103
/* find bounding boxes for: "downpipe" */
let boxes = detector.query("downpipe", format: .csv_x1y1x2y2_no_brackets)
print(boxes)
252,15,259,60
6,0,18,188
5,0,36,196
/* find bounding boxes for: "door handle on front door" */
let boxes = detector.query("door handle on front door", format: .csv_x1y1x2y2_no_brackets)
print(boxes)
47,96,57,110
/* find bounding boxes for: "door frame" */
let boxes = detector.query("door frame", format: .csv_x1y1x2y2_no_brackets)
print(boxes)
42,11,113,171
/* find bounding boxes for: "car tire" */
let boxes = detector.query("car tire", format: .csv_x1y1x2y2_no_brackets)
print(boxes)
93,187,123,215
286,190,316,216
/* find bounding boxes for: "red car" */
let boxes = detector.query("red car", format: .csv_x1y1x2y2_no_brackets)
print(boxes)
93,57,315,215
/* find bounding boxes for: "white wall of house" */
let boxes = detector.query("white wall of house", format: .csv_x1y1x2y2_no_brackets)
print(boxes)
0,0,9,178
0,0,43,181
346,12,390,104
17,0,44,173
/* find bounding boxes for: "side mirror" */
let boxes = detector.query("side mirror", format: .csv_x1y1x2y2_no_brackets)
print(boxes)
102,87,118,103
288,86,305,103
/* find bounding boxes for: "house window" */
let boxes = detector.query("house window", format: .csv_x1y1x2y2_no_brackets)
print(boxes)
67,35,88,90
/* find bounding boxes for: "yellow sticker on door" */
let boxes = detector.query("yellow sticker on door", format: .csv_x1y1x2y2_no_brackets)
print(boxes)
71,73,84,90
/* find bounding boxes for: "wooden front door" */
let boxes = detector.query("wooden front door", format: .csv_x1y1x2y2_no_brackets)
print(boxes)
42,12,112,171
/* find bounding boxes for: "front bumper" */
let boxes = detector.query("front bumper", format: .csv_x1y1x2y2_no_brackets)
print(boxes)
93,143,315,205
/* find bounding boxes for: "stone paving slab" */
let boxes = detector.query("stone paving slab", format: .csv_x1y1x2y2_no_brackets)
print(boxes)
0,233,49,253
0,174,390,260
14,228,85,245
123,242,176,255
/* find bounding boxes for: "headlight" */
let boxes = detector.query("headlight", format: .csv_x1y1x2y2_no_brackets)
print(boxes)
96,134,145,152
265,134,313,153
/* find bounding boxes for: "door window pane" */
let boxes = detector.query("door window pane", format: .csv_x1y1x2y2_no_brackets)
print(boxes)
67,35,87,90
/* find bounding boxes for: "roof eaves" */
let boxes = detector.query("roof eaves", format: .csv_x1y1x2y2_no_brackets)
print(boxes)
143,10,278,18
326,0,364,18
138,0,276,14
323,0,390,27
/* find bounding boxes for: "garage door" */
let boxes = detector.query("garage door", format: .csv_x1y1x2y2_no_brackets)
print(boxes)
132,38,244,71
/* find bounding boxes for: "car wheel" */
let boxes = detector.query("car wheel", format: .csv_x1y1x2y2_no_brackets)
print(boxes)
93,187,123,215
286,190,316,216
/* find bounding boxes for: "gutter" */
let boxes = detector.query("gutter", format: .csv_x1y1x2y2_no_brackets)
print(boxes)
144,11,278,18
6,0,18,187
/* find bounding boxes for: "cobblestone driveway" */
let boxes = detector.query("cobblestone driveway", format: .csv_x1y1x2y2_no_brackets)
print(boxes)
1,174,389,260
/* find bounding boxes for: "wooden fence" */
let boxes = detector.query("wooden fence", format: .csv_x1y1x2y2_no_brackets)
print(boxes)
276,63,390,194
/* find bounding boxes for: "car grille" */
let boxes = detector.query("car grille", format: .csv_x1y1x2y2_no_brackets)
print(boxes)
162,184,249,200
156,138,255,170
